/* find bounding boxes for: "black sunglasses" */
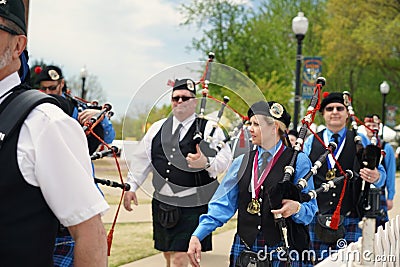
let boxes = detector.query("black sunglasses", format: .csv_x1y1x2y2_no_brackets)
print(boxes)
325,106,345,112
172,96,195,102
0,24,19,35
40,84,59,91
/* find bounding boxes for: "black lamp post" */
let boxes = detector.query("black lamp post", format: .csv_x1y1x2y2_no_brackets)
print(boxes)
80,66,88,99
292,12,308,130
379,81,390,138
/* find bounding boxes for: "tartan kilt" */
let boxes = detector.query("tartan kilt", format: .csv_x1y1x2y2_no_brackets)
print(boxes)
53,235,74,267
376,192,389,228
309,215,361,264
229,232,312,267
152,198,212,252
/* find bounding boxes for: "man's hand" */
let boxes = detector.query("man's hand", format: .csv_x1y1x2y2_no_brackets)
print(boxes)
187,236,202,267
186,144,208,169
78,109,101,125
359,167,379,183
123,191,138,211
271,199,300,218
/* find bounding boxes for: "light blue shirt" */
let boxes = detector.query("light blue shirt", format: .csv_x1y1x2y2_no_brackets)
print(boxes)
303,127,386,188
192,140,318,241
381,142,396,200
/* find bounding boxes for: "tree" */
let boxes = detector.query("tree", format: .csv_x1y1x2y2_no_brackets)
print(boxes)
321,0,400,119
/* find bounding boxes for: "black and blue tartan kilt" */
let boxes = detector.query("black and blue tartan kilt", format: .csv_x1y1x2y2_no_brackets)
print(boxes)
53,235,74,267
152,199,212,252
376,193,389,228
309,215,361,264
229,232,312,267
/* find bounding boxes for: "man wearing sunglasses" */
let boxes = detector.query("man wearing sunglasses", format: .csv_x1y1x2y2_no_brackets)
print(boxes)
124,78,232,267
36,65,116,152
302,92,386,264
0,1,108,266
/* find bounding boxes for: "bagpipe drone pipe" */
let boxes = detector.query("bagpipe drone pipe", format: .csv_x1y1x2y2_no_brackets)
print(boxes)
191,52,250,158
265,77,326,263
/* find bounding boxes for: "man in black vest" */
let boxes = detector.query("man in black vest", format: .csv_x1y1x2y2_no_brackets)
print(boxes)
0,1,109,266
303,92,386,264
188,101,318,267
123,78,232,267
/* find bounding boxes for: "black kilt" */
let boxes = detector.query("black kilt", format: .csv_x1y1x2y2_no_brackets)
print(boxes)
152,198,212,252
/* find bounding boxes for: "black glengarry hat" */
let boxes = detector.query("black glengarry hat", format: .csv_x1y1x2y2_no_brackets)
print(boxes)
247,101,291,128
0,0,26,35
172,78,196,95
36,65,64,83
320,92,345,111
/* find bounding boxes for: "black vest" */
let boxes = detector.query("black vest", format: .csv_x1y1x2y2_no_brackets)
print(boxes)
151,117,214,193
309,129,362,215
237,148,309,252
0,87,58,266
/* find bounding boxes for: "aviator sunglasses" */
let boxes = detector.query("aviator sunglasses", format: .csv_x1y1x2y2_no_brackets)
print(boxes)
171,96,195,102
40,84,59,91
325,106,345,112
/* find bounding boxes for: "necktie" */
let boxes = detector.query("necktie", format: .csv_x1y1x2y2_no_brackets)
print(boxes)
172,123,183,143
331,133,340,145
258,152,270,179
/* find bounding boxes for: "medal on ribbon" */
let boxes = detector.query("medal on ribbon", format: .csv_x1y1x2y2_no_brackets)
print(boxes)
247,144,284,215
325,168,336,180
247,198,261,214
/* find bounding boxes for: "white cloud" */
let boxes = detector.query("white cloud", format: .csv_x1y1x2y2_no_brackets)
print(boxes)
27,0,202,119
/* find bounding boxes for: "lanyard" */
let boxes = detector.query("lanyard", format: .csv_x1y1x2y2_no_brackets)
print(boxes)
323,130,346,170
250,143,284,199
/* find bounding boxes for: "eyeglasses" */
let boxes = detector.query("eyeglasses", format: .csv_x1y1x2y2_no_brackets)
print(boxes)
325,106,345,112
171,96,195,102
40,84,59,91
0,24,19,35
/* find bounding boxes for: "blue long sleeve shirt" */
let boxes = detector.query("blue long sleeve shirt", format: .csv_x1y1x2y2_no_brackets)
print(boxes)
382,142,396,200
192,141,318,241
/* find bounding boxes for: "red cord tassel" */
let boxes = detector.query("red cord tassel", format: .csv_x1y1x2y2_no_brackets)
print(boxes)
330,178,348,230
107,229,114,256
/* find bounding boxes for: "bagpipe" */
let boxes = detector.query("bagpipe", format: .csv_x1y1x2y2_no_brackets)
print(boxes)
272,84,384,248
63,91,125,255
343,92,383,218
265,77,326,264
186,52,251,158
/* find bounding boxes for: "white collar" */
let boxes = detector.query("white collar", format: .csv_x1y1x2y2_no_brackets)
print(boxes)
0,72,21,104
172,113,196,132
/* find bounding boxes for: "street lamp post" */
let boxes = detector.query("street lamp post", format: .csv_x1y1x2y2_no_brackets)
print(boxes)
379,81,390,138
80,66,88,99
292,12,308,131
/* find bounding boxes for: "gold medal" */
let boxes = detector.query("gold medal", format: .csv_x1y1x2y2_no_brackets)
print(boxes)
325,168,336,180
247,198,261,214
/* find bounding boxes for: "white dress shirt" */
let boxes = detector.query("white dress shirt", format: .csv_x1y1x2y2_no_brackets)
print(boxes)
127,113,232,194
0,72,109,227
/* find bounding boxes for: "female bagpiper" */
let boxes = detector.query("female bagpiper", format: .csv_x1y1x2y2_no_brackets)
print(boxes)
188,101,318,266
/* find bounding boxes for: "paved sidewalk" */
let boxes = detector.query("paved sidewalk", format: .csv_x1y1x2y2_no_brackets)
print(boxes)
120,229,234,267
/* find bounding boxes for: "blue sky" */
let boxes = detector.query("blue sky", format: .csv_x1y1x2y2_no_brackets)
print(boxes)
27,0,205,119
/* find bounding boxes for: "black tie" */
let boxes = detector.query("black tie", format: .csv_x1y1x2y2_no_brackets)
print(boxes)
331,133,340,145
258,152,270,179
172,123,183,143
